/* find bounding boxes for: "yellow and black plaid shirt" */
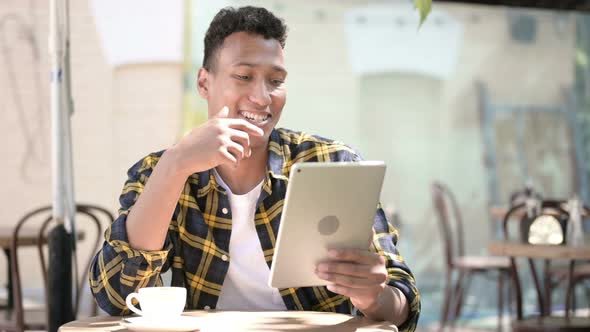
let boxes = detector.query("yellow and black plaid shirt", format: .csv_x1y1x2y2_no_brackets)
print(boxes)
90,128,420,331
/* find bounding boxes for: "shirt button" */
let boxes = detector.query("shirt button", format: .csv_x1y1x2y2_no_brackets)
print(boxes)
204,305,211,310
222,208,229,214
221,254,229,262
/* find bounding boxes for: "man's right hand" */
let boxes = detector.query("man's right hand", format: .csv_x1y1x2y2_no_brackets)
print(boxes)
123,106,263,251
173,106,264,176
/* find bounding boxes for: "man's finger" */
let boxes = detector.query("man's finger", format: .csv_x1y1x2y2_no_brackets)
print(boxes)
228,129,252,157
226,118,264,136
318,262,369,277
220,148,238,165
316,271,376,288
317,262,387,282
226,141,246,160
327,249,383,265
326,284,354,297
325,284,376,299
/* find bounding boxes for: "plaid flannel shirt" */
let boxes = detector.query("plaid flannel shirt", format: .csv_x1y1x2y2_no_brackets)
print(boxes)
89,128,420,331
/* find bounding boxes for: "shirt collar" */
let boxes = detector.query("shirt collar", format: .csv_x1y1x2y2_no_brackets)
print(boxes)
267,128,288,181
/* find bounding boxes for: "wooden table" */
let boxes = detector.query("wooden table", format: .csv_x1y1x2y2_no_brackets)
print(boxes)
59,310,399,332
0,226,85,309
0,226,49,309
488,241,590,260
0,226,50,248
489,241,590,330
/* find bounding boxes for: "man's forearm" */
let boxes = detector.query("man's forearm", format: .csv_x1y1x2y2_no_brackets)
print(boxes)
358,286,409,326
126,147,188,251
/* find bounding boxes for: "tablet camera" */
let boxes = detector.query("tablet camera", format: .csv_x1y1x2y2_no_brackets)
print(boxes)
318,215,340,236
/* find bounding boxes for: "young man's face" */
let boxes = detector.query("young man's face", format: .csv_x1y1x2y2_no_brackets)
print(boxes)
198,31,287,148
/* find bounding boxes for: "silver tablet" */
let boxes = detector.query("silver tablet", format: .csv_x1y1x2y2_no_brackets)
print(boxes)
268,161,386,288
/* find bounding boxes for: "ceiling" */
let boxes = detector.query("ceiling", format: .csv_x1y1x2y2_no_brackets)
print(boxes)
435,0,590,12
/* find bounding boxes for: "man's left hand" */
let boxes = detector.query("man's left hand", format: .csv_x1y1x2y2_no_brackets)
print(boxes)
315,248,388,311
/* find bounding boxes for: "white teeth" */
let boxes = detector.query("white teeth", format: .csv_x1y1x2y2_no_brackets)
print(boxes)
239,111,270,123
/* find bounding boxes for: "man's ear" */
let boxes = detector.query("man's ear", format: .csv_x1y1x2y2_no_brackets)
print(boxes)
197,67,210,99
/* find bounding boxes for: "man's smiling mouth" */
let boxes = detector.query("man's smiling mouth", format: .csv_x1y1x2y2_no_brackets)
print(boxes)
239,111,271,124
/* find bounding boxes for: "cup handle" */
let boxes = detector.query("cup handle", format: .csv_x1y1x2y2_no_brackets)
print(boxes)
125,292,143,316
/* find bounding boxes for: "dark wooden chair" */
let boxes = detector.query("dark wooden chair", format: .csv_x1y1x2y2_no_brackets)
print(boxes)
432,182,512,332
0,204,114,332
501,200,590,332
543,199,590,318
509,185,543,207
546,263,590,315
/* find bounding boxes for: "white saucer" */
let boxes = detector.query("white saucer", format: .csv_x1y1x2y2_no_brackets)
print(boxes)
121,316,203,332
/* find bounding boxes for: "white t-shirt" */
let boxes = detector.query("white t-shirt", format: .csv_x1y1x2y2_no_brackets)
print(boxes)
214,170,287,310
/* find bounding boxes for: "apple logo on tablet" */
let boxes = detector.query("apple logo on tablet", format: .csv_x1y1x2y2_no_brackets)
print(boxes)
318,215,340,236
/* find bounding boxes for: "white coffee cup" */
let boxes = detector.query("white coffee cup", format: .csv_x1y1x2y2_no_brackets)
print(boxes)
125,286,187,320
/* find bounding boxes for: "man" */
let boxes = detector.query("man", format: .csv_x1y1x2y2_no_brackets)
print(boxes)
90,6,420,331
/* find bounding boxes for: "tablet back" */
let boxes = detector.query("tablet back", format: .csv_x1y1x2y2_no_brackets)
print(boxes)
268,161,386,288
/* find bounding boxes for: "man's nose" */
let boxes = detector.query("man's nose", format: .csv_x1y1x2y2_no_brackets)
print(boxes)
248,80,272,107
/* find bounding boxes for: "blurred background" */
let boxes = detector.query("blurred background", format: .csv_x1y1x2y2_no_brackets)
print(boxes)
1,0,589,330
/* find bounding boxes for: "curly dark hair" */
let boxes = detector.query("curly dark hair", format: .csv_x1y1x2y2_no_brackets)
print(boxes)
202,6,288,72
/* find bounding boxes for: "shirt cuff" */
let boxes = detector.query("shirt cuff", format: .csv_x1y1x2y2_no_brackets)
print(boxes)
107,214,173,272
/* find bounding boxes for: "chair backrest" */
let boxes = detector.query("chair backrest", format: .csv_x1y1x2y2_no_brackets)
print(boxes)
73,204,114,315
431,182,465,269
502,199,573,244
9,204,113,331
509,186,543,207
500,201,558,320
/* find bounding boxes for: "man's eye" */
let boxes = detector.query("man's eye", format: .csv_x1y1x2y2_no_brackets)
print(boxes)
235,75,250,80
271,79,285,86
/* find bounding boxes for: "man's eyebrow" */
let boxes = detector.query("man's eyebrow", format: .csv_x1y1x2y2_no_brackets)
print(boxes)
233,62,288,75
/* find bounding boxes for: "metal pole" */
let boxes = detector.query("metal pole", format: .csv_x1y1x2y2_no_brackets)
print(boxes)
49,0,76,330
62,0,76,235
49,0,66,226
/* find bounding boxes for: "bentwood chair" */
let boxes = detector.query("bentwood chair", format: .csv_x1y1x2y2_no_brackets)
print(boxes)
0,204,113,332
432,182,512,332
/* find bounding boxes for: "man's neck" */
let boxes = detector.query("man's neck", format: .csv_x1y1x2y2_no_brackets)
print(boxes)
215,145,268,195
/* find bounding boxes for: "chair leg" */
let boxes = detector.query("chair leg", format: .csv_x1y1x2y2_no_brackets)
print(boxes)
585,283,590,317
565,261,575,318
447,271,465,327
2,249,14,309
505,271,513,317
497,270,504,332
528,258,546,315
572,285,577,313
509,262,523,320
92,299,98,317
566,277,580,315
440,269,453,331
452,271,471,325
543,259,552,315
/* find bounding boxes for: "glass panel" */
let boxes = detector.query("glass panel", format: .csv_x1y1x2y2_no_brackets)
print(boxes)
187,0,590,327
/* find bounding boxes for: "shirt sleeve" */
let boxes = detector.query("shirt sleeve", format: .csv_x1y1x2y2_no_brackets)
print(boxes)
370,207,421,332
89,153,174,315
